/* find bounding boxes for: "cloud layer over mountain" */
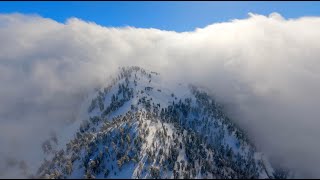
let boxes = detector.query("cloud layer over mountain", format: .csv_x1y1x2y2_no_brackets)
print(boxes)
0,12,320,178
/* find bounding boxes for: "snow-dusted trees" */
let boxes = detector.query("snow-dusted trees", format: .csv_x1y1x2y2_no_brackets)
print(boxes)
150,166,160,179
273,168,289,179
41,140,53,155
64,159,73,176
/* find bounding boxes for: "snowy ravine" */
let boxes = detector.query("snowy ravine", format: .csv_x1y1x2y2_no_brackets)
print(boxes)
36,66,288,179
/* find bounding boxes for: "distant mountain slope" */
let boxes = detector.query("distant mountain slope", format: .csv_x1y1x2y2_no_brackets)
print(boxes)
36,66,286,179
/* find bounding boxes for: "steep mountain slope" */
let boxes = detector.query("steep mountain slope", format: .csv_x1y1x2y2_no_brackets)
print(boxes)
36,66,285,179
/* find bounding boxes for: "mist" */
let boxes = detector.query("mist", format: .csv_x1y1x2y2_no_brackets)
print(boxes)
0,12,320,178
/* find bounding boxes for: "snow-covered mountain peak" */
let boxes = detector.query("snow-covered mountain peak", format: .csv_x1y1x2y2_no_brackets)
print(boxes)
36,66,288,179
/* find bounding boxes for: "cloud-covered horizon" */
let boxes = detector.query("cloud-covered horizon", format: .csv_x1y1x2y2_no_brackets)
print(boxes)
1,12,320,178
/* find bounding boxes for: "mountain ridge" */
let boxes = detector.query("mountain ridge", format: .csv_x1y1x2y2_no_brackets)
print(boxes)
36,66,288,179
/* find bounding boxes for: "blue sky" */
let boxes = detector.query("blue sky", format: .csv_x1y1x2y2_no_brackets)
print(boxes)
0,1,320,32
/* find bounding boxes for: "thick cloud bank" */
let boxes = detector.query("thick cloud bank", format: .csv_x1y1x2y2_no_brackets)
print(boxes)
0,12,320,178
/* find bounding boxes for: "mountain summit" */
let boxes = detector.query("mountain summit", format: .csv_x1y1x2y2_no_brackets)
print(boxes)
36,66,286,179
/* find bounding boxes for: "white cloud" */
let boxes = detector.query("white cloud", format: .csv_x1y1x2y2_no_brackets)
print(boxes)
0,12,320,178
